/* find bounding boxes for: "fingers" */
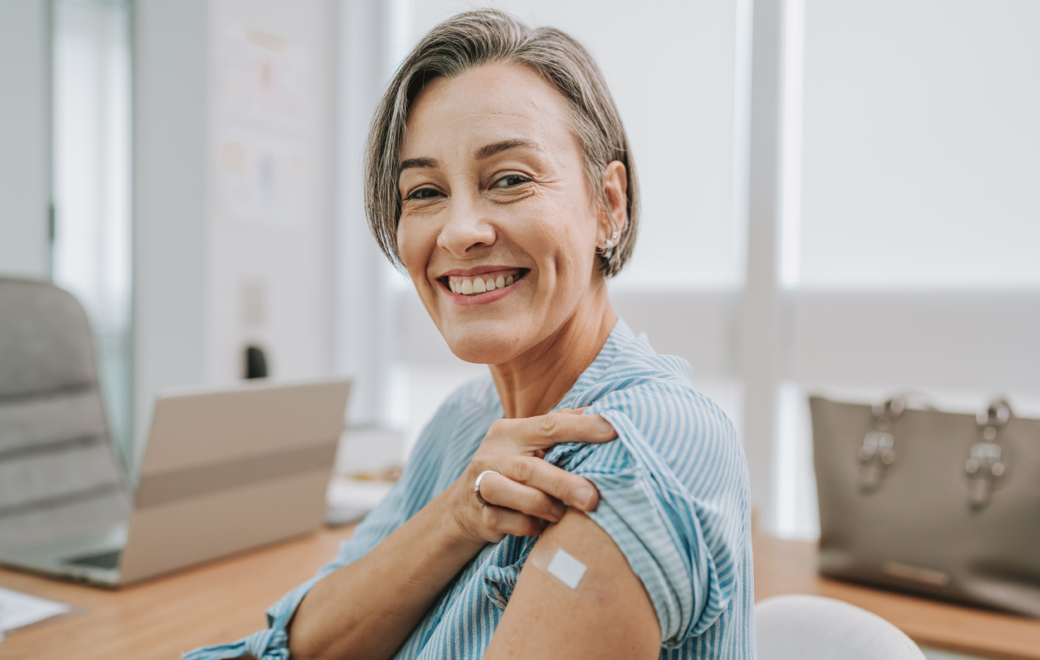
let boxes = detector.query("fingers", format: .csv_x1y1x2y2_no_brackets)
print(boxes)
468,410,611,539
482,505,545,537
505,413,617,451
477,471,567,523
556,407,590,415
498,456,600,511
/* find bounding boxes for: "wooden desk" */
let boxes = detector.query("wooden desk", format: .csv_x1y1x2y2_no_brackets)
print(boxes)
2,527,1038,659
754,533,1040,660
0,525,358,660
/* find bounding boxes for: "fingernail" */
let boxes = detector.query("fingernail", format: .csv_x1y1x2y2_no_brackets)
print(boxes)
576,487,595,509
551,502,566,520
598,419,614,435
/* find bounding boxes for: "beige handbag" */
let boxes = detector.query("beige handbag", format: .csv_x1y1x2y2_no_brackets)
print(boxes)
810,394,1040,617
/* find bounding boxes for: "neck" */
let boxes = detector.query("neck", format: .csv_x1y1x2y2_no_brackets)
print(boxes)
489,280,617,419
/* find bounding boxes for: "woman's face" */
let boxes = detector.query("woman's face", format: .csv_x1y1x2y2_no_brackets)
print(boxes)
397,62,614,365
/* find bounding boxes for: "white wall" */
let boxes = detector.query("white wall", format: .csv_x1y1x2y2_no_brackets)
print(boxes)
133,0,210,455
205,0,337,386
0,0,51,279
132,0,337,461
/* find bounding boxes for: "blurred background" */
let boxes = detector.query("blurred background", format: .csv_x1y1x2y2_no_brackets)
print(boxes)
1,0,1038,541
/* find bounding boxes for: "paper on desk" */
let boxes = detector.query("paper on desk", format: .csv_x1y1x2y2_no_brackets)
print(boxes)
0,586,70,632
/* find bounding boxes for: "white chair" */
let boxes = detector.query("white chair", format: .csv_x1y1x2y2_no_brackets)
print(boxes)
756,594,927,660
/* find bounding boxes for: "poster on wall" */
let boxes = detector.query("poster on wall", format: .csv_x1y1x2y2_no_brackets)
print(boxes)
213,23,311,225
214,128,309,225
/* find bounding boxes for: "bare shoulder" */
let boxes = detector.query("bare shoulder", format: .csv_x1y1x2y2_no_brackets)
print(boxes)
483,508,661,660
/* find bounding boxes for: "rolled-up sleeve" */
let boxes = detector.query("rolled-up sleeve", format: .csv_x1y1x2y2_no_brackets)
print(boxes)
543,388,748,648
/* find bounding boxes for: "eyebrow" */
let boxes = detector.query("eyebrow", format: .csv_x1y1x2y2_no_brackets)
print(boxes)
400,157,437,171
474,139,539,161
398,139,540,172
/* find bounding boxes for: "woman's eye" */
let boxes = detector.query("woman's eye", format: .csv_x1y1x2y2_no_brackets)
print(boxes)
493,174,530,189
406,187,442,200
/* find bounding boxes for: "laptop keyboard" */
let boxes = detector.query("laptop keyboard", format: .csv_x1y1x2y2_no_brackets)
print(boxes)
63,549,122,570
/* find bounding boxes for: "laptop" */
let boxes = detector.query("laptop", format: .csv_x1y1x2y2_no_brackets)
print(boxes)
0,378,351,587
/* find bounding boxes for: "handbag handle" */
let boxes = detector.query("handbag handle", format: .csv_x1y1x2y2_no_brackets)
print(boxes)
858,392,937,493
967,397,1013,509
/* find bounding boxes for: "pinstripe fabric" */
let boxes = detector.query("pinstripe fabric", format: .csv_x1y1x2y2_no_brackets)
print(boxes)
185,319,756,660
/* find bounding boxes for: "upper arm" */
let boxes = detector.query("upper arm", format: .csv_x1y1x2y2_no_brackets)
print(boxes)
483,508,661,660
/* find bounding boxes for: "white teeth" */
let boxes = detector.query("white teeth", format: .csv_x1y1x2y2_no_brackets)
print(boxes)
449,272,522,296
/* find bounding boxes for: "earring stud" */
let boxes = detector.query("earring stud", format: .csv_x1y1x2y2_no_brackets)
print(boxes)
598,229,619,259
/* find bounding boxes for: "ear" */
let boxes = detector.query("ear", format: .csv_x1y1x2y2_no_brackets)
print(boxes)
598,160,628,243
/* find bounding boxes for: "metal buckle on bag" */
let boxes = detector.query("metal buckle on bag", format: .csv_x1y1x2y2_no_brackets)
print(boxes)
967,398,1011,510
859,397,905,493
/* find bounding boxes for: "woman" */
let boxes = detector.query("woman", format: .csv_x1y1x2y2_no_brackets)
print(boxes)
188,10,753,660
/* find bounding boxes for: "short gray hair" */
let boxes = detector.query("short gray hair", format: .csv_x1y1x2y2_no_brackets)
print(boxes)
365,9,639,277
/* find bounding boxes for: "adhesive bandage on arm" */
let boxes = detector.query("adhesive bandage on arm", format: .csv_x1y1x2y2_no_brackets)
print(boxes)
528,541,595,592
546,548,587,589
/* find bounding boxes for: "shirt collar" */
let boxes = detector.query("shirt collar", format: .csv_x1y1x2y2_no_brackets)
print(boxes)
552,317,636,411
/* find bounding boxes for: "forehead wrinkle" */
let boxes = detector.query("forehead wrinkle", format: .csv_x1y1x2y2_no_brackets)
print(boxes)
474,139,543,162
400,74,578,176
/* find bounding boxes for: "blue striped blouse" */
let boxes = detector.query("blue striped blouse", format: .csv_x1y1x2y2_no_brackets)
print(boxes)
185,319,756,660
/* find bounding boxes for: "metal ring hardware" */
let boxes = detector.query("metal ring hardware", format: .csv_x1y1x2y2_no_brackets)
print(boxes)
967,398,1014,509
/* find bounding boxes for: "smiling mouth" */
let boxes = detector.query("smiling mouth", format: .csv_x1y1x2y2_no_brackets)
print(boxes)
440,268,529,297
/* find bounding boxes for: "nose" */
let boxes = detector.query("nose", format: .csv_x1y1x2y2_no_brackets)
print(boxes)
436,190,496,258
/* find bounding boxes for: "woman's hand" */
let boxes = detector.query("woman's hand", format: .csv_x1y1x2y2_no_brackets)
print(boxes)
451,409,617,544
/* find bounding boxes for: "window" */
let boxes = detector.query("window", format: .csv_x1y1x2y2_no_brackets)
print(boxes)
792,0,1040,290
51,0,133,464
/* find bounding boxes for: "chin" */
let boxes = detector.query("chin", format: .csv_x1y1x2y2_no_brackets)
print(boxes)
442,326,524,365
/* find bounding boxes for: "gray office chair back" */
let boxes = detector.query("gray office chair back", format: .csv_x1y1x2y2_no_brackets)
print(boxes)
0,277,129,551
